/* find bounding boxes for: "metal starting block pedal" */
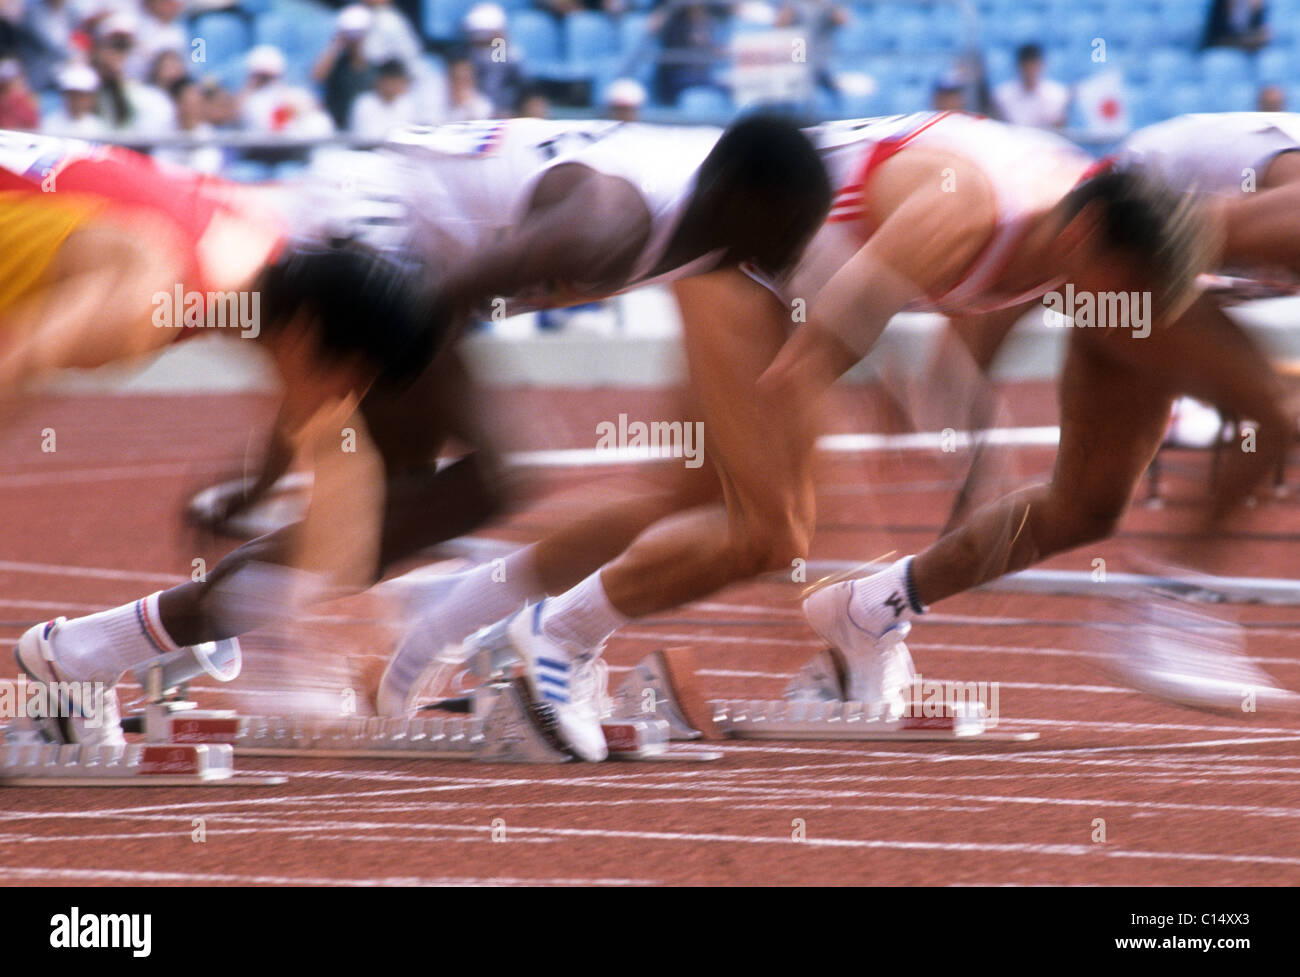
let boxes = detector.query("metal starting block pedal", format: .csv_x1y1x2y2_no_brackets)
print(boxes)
1,639,284,787
608,647,1039,743
0,740,277,787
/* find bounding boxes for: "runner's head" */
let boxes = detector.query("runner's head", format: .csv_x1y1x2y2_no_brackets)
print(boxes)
685,113,832,278
1049,167,1212,322
255,239,441,411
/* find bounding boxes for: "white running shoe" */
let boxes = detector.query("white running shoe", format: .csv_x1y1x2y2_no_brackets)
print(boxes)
377,571,473,717
802,582,917,717
14,619,125,746
464,602,609,761
1109,597,1300,715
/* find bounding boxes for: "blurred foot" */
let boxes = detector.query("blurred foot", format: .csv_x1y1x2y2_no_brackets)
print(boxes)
14,619,125,746
465,602,608,761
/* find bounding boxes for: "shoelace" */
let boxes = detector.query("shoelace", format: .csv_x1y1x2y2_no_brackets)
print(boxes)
568,655,610,715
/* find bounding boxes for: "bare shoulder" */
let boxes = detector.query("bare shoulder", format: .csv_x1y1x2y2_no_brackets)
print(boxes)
865,150,998,294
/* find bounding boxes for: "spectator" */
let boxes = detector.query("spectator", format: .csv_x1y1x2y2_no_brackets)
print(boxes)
200,76,240,129
604,77,645,121
42,62,105,136
146,48,188,92
350,57,418,138
775,0,847,100
20,0,79,92
463,3,525,115
361,0,422,70
1258,83,1285,111
650,2,729,106
534,0,625,21
515,84,549,118
1202,0,1270,51
445,55,492,120
90,12,175,135
992,42,1068,129
155,76,224,173
932,70,966,112
240,44,334,136
0,59,39,130
314,4,376,131
130,0,189,81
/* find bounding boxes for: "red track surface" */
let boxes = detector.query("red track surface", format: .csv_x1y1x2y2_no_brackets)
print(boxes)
2,385,1299,886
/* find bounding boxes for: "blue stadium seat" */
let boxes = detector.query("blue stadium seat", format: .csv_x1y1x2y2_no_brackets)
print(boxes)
422,0,481,41
1204,80,1257,112
1145,47,1198,86
995,13,1043,48
1256,47,1293,85
1155,2,1204,47
838,89,886,119
191,12,250,76
982,46,1015,85
930,11,967,53
253,11,335,83
887,81,928,115
1125,88,1161,128
619,12,652,58
1111,13,1161,52
566,11,619,79
1199,48,1254,87
1159,82,1206,118
834,12,884,59
512,9,562,63
891,11,931,54
676,85,732,121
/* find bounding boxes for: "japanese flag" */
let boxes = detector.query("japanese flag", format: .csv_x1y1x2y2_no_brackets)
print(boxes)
1075,68,1129,137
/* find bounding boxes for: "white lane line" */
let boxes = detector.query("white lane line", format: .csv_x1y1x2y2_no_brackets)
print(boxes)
0,560,182,585
0,461,227,491
0,865,654,886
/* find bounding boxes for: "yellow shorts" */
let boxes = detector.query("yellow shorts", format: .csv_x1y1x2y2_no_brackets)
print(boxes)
0,190,108,316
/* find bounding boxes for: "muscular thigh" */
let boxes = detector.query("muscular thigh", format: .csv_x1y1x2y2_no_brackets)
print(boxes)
674,269,816,538
1054,327,1174,517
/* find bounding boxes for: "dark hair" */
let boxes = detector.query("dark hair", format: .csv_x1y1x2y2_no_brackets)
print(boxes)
1061,167,1209,314
256,239,442,384
375,57,409,79
1015,43,1044,65
691,112,832,275
167,75,196,101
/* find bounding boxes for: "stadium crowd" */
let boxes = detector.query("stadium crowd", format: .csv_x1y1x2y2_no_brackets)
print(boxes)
0,0,1288,171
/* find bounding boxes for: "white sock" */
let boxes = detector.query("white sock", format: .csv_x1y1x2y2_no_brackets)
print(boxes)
846,556,927,636
539,570,628,655
51,592,180,686
416,547,545,645
205,562,330,635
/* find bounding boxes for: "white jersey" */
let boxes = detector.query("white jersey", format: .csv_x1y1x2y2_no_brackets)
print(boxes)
282,119,723,306
1117,112,1300,195
780,112,1093,315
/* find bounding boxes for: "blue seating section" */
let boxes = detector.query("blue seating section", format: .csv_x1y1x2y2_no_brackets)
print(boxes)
185,0,1298,138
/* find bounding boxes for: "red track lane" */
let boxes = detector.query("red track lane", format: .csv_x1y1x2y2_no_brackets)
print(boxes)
1,387,1298,886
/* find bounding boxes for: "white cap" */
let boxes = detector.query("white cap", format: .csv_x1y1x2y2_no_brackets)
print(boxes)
58,63,100,93
99,11,138,38
463,2,506,35
606,78,646,108
246,44,287,78
336,4,373,37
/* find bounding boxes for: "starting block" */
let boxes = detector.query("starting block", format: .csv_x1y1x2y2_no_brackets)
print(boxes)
233,677,721,763
1,639,284,787
606,647,1040,744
